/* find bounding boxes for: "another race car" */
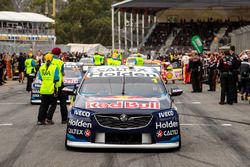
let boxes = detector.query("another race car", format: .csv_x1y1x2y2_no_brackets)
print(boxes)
79,57,95,75
30,62,83,104
64,66,182,150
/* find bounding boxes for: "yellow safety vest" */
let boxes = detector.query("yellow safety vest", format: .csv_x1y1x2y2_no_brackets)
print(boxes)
107,58,113,65
94,55,102,66
135,57,144,66
25,58,36,74
39,64,57,95
52,58,64,88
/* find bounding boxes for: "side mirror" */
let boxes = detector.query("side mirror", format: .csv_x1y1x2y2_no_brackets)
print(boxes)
170,87,183,96
62,87,77,95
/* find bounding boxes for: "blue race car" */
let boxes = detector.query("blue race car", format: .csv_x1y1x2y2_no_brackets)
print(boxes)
64,66,182,150
30,62,84,104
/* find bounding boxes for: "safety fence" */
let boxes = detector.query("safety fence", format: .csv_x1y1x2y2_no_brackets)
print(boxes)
230,25,250,54
0,42,70,54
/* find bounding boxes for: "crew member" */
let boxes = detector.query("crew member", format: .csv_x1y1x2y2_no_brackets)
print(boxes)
239,55,250,101
17,52,25,83
181,53,191,84
208,54,217,91
0,54,4,86
25,52,36,92
188,54,203,92
230,46,241,103
93,52,103,66
50,47,68,124
135,53,144,66
218,51,237,105
37,53,59,125
106,54,113,65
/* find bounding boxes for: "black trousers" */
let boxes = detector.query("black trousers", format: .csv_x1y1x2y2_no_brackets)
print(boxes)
38,95,57,122
191,71,202,92
47,86,68,122
58,86,68,122
26,74,34,91
208,70,217,91
232,73,238,103
220,73,234,104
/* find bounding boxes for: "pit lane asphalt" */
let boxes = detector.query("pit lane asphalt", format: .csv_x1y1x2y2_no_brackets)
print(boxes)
0,81,249,167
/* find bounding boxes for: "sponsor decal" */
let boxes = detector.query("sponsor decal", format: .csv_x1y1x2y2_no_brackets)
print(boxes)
68,119,92,128
73,109,91,117
68,128,84,135
85,101,160,109
87,71,158,78
158,110,174,118
84,129,91,137
156,130,164,138
156,130,179,138
32,94,41,97
125,101,160,109
64,78,79,84
156,121,178,129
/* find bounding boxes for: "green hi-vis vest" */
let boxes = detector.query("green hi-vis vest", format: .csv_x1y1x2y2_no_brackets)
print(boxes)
109,59,121,66
135,57,144,66
39,64,57,95
25,58,35,74
100,55,105,65
94,55,102,66
107,58,113,65
52,58,64,88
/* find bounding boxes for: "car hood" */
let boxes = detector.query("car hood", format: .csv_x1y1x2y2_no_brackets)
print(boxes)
74,95,172,114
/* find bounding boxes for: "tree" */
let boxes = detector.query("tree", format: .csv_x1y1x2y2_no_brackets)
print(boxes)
0,0,14,11
55,0,113,45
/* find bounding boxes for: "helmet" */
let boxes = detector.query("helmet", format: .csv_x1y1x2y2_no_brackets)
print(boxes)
137,53,141,57
51,47,61,56
45,53,53,62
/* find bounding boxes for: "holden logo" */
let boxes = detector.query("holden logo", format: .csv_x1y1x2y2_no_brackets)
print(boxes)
120,114,128,122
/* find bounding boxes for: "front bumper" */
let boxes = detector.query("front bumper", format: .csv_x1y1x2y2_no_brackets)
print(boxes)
66,140,179,149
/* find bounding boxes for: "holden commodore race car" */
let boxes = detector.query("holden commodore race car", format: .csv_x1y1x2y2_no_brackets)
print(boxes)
30,62,83,104
64,66,182,150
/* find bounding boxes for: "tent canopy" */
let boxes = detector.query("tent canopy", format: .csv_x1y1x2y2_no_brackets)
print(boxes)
67,43,109,56
0,11,55,23
113,0,250,12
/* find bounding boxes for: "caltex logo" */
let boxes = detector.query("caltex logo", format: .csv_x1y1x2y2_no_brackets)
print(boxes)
156,130,163,138
84,129,91,137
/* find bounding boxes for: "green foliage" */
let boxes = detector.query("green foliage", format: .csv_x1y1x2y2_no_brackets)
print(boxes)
56,0,113,45
0,0,14,11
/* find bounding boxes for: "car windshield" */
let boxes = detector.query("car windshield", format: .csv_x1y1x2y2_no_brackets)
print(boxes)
144,63,160,67
80,77,167,97
64,67,82,78
80,58,93,64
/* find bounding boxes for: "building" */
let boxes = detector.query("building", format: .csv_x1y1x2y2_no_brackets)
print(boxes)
0,11,55,53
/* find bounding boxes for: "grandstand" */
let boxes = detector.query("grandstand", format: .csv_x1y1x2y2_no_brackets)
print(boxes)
112,0,250,53
0,11,56,53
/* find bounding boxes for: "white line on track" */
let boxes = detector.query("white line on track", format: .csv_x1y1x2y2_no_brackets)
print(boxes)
180,123,232,127
191,101,201,104
0,123,13,126
0,102,28,105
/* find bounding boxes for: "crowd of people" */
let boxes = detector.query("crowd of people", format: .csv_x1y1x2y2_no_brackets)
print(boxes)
145,19,250,52
154,46,250,104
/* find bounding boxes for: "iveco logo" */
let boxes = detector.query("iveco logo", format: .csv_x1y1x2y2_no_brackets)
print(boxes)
120,114,128,122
